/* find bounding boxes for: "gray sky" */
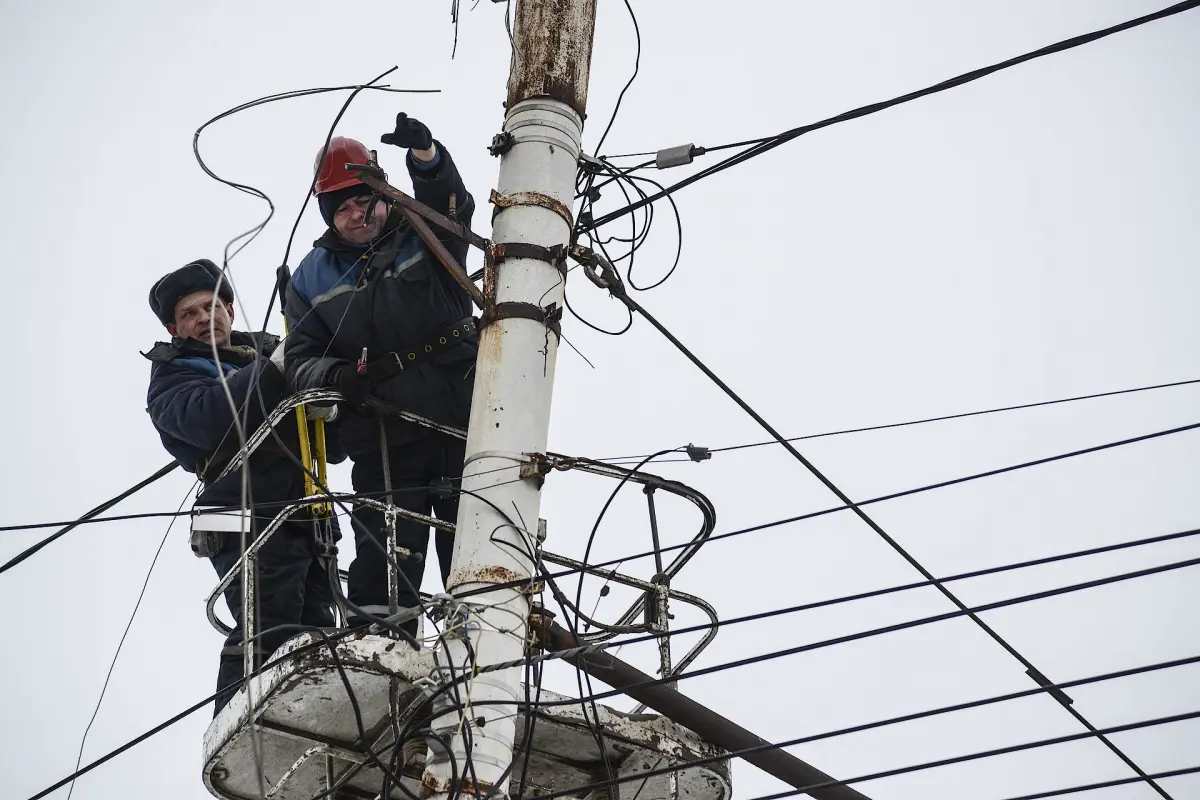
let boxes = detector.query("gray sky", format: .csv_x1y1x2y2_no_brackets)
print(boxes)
2,1,1199,798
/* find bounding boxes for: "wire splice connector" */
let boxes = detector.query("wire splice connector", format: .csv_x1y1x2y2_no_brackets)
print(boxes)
685,444,711,462
656,144,706,169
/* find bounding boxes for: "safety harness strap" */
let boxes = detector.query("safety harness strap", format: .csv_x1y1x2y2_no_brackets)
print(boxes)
362,316,479,384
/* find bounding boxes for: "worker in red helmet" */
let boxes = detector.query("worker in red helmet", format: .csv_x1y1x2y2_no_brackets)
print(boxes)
283,113,476,636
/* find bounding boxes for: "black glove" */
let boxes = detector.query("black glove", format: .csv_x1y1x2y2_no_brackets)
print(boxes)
381,113,433,151
333,366,374,415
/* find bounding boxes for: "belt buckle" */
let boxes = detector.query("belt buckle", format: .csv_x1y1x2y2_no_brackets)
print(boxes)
391,352,405,372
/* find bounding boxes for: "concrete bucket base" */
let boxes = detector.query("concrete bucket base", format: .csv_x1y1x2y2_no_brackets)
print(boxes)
202,631,731,800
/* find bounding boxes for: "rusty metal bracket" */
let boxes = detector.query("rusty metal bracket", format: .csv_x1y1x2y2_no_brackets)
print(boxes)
353,171,490,311
480,301,562,339
357,172,491,253
397,204,488,311
489,188,573,229
518,451,556,489
490,241,569,278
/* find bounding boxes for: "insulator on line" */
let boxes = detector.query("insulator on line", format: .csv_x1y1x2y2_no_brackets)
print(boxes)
656,144,706,170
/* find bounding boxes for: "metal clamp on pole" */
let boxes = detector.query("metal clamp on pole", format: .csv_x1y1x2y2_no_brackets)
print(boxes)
479,300,563,339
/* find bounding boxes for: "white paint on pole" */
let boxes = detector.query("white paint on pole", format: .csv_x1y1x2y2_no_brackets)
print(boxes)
421,1,597,796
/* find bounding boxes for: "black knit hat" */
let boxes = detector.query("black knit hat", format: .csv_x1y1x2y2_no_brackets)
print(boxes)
318,183,375,228
148,259,234,325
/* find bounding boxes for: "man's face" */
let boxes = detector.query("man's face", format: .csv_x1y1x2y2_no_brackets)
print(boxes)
333,194,388,246
168,290,234,346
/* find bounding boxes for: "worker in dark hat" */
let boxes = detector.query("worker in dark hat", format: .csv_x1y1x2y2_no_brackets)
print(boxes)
283,114,476,635
144,258,340,715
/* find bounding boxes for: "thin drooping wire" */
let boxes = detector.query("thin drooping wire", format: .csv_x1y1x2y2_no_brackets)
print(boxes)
609,288,1177,797
599,376,1200,463
583,0,1200,233
592,0,641,155
64,480,199,800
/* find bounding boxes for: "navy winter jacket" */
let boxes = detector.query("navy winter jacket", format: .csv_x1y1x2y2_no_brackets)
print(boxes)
144,331,339,507
284,142,477,457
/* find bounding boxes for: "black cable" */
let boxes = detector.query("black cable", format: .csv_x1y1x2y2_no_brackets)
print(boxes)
582,0,1200,233
0,461,178,576
599,376,1200,464
535,524,1200,676
493,652,1200,800
500,550,1200,712
565,448,679,795
63,482,197,800
458,417,1200,601
609,288,1176,797
731,709,1200,800
0,463,527,534
999,765,1200,800
592,0,641,155
26,627,362,800
34,548,1200,800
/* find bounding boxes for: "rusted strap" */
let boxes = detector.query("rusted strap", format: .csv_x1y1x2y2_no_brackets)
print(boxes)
393,204,488,311
490,241,569,277
489,188,573,229
358,173,491,253
480,301,562,338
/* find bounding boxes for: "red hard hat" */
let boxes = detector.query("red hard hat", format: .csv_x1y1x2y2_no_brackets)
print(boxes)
312,136,372,196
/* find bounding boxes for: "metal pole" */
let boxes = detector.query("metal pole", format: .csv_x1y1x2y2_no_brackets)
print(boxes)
421,2,598,799
539,620,874,800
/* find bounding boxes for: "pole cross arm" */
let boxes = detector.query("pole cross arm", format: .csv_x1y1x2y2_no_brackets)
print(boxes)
536,619,874,800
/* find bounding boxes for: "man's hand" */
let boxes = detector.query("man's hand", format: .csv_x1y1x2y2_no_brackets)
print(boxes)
333,366,374,415
381,113,434,153
268,341,287,372
306,404,339,422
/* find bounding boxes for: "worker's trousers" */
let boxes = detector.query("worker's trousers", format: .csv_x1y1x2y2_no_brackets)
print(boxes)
346,434,463,636
209,517,335,716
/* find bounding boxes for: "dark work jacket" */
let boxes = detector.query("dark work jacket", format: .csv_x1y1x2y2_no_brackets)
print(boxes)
284,142,477,457
144,331,343,507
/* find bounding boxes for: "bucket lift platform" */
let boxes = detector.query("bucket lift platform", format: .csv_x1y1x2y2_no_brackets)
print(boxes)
202,630,732,800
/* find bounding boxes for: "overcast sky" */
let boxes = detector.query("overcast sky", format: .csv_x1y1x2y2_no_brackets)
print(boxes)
2,1,1199,799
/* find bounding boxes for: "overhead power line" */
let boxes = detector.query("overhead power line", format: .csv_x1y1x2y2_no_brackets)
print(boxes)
999,766,1200,800
458,418,1200,597
599,377,1200,464
0,462,178,577
583,0,1200,232
575,276,1182,796
731,709,1200,800
31,545,1200,800
519,653,1200,800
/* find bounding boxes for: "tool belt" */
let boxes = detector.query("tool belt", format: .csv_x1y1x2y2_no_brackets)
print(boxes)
189,505,250,558
360,316,477,384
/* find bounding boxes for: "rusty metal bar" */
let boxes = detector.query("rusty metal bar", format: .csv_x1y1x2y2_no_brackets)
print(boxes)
358,173,491,253
394,203,488,311
539,620,873,800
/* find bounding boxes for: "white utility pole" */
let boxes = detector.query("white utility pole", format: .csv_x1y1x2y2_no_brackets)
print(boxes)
421,1,598,798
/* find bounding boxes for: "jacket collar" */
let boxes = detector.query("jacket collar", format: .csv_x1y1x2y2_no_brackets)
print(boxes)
142,330,279,365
